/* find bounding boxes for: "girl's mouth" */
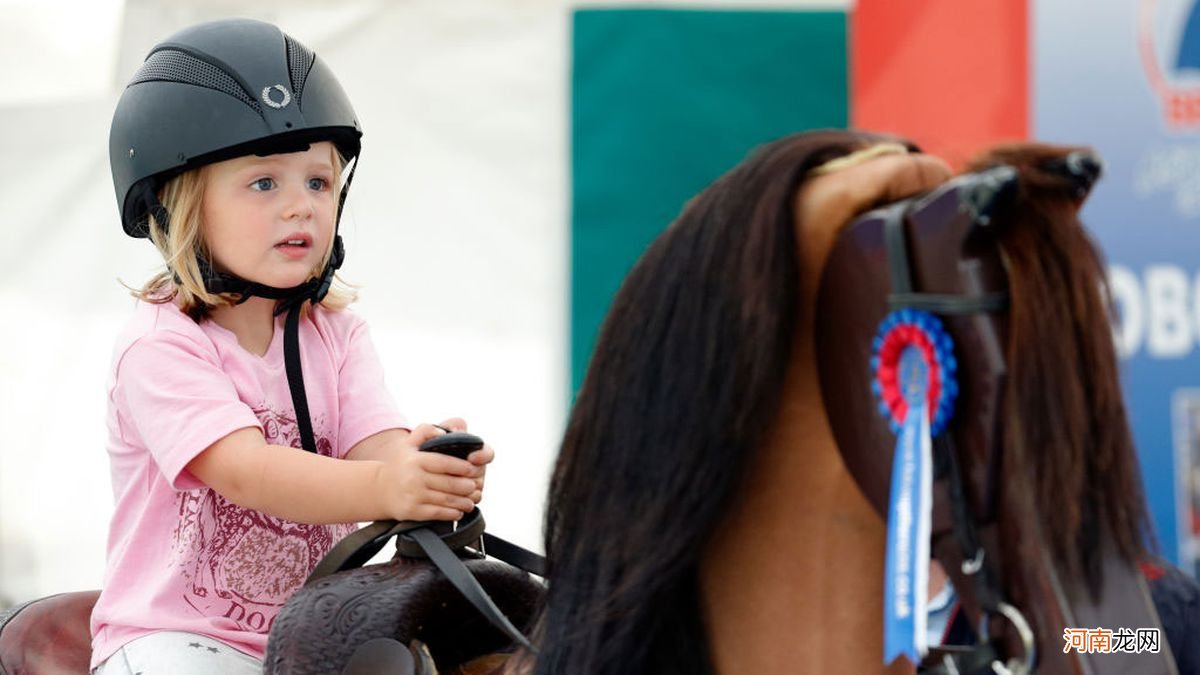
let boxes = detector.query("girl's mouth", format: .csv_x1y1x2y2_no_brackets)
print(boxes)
274,233,312,259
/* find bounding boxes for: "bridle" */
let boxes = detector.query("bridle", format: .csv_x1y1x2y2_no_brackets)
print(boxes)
875,166,1032,675
815,152,1125,675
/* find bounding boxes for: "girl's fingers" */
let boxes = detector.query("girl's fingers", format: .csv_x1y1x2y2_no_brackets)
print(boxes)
437,417,468,432
468,444,495,466
418,452,479,477
415,506,466,522
425,490,476,513
425,474,477,496
408,423,445,446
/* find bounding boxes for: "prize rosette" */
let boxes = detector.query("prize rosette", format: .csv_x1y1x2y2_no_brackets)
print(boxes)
872,307,959,663
870,308,958,436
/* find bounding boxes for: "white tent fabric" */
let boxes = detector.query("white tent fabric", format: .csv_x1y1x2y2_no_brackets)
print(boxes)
0,0,847,606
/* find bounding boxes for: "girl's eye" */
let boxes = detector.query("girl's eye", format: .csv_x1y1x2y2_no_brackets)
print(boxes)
307,177,330,191
251,177,275,191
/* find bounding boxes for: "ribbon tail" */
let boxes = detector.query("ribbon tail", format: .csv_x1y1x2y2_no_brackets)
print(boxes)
914,403,933,657
883,402,934,665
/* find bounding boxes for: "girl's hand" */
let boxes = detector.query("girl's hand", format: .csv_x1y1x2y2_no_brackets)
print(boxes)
435,417,495,497
375,423,488,522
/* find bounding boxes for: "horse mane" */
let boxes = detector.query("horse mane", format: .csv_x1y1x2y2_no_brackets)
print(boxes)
534,130,902,675
964,144,1154,597
533,135,1157,673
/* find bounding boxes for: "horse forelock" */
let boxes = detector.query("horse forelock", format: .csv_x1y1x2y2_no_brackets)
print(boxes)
536,129,896,674
966,144,1153,599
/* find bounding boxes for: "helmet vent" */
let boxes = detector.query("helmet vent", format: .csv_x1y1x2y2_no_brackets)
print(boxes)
130,49,262,114
284,35,315,106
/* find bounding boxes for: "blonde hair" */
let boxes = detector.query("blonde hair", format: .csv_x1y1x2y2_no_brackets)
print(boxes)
134,145,357,319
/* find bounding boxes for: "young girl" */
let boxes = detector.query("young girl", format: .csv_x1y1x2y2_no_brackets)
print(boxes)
90,18,492,674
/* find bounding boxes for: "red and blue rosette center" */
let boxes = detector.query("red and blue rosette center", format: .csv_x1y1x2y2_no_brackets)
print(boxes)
870,309,958,435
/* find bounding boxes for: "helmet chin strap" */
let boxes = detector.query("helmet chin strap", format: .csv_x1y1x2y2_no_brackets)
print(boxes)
193,235,344,313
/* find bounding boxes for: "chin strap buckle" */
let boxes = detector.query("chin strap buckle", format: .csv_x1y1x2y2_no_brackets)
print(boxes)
311,235,344,304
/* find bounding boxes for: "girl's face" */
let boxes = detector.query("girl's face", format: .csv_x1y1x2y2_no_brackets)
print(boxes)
201,141,337,289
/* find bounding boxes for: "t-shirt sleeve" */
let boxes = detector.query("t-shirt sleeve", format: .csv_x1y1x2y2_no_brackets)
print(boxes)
112,330,261,490
337,319,409,457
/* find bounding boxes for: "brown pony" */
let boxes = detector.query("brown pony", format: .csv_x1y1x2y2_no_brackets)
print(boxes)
529,130,1169,674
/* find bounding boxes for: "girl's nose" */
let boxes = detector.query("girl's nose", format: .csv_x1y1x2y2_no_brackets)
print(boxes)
282,183,316,220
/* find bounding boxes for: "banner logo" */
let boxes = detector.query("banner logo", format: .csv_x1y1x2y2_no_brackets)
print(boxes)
1139,0,1200,127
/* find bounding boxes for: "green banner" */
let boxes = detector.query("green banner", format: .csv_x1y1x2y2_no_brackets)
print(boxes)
571,7,849,393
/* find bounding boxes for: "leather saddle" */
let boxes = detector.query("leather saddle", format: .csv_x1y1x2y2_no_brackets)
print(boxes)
265,510,544,674
0,590,99,675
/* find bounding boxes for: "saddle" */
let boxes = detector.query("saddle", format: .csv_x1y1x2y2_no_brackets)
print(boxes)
266,431,544,675
0,591,98,675
265,507,544,674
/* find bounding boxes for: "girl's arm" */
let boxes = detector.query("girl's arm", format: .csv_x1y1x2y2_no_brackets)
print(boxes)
185,424,482,524
345,428,416,462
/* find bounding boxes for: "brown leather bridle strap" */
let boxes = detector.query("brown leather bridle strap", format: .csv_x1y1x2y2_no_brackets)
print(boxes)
878,169,1034,674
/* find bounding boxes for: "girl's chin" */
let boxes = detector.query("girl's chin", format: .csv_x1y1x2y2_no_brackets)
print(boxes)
218,259,319,292
267,275,315,290
231,272,315,291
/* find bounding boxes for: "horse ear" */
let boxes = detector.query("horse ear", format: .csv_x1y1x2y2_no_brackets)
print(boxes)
960,165,1019,231
1046,150,1103,207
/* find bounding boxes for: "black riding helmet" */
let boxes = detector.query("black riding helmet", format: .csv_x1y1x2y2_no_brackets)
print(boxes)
109,18,363,454
109,17,361,303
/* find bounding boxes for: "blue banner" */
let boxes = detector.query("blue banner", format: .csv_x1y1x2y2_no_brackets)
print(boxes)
1034,0,1200,574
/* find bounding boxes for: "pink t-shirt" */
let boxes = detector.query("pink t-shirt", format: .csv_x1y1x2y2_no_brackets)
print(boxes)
89,300,408,668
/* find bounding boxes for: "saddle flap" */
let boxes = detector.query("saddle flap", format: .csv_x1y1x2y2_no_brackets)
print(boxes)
266,557,543,674
0,590,100,675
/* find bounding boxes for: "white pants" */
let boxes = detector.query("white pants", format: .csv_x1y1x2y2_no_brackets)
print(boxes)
93,631,262,675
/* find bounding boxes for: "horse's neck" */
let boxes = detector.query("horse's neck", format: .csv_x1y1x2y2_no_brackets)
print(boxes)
699,343,913,675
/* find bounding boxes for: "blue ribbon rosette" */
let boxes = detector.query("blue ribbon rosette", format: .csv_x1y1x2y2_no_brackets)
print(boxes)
870,308,958,665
